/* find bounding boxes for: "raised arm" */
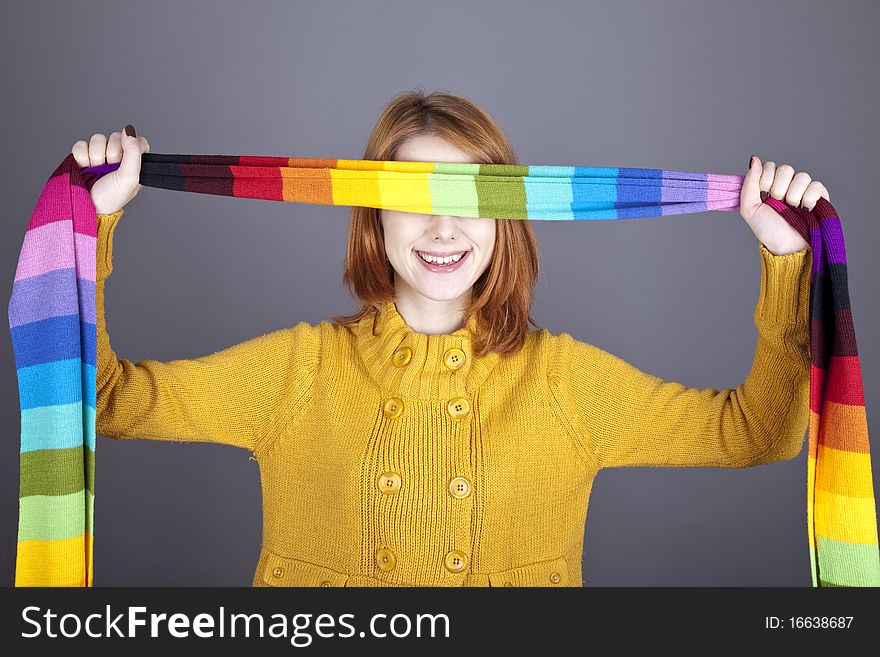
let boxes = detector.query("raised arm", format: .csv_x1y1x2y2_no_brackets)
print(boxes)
548,241,812,470
95,209,320,454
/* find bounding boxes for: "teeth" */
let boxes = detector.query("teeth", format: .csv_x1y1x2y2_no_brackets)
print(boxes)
417,251,465,265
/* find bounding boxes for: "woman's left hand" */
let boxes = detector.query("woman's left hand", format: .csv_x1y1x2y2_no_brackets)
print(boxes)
739,155,829,256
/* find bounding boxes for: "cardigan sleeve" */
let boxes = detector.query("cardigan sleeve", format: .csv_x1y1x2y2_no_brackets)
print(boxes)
94,209,320,454
547,241,812,470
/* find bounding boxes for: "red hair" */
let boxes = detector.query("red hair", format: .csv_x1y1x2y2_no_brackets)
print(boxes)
330,88,542,358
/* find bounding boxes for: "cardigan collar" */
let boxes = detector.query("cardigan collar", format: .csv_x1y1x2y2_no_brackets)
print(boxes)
353,299,500,399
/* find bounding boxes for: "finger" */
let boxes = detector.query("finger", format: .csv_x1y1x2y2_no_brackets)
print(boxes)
88,133,108,167
106,131,123,164
801,181,823,211
135,137,150,188
770,163,795,201
739,154,763,214
786,171,812,209
117,124,143,184
801,181,830,211
71,140,90,168
758,160,776,195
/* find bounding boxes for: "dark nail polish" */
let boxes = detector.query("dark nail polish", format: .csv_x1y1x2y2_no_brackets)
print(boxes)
124,124,136,138
749,155,755,169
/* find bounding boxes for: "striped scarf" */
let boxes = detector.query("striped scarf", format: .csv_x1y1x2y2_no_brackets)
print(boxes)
11,152,880,587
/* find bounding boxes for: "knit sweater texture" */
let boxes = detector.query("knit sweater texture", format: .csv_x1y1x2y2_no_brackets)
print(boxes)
95,208,812,587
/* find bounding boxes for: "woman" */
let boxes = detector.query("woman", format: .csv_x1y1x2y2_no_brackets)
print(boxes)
74,89,820,587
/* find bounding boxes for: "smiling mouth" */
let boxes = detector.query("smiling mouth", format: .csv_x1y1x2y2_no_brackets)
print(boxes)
413,249,472,272
414,249,470,263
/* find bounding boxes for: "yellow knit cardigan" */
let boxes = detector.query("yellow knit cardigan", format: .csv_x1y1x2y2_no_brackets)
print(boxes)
94,209,812,587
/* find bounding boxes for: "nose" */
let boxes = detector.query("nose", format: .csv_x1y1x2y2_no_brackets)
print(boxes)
429,214,462,240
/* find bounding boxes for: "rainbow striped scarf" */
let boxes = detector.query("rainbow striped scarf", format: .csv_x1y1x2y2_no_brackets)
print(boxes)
12,152,880,587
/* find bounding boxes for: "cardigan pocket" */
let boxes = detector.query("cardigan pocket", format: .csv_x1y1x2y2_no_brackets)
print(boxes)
486,556,569,587
261,551,350,587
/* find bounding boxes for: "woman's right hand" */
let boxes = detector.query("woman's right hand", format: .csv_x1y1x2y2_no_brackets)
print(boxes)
71,124,150,215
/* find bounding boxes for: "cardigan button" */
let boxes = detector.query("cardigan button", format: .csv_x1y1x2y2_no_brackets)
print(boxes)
550,572,561,584
448,476,471,499
443,348,466,370
320,580,332,587
383,397,404,419
272,566,283,578
377,471,402,494
444,550,468,573
393,346,412,367
376,547,397,572
447,397,470,419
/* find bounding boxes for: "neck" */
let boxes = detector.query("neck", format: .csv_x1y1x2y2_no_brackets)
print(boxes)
393,288,472,336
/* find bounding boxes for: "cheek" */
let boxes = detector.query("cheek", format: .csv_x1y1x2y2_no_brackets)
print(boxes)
479,220,497,251
478,223,497,268
383,214,427,243
381,223,405,250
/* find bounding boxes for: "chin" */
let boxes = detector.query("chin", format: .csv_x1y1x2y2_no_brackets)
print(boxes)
419,289,465,300
413,284,470,302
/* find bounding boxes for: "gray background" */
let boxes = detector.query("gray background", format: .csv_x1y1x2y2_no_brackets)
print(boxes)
2,0,878,587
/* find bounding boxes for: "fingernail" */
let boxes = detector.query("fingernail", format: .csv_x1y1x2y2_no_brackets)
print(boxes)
124,124,136,138
749,155,755,169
